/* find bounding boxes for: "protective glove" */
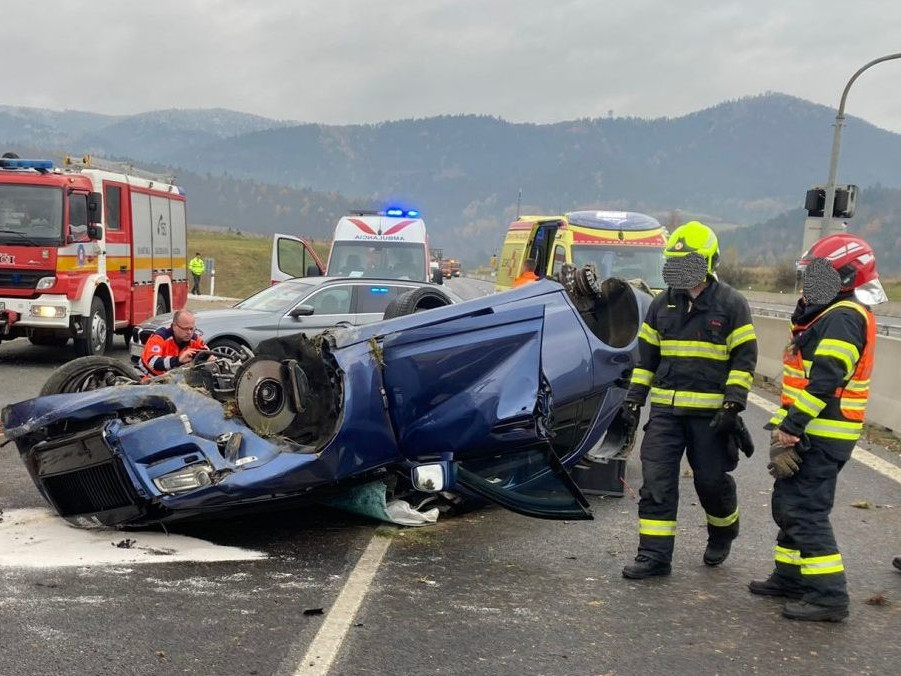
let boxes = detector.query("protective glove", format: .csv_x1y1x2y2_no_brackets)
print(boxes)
620,401,642,442
709,402,741,435
734,416,755,458
767,441,803,480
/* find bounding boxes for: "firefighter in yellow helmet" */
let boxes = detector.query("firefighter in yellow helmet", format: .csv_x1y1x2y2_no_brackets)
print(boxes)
619,221,758,579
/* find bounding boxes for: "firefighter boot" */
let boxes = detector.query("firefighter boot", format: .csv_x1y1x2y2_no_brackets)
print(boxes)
703,539,732,566
748,574,803,599
782,600,848,622
622,555,671,579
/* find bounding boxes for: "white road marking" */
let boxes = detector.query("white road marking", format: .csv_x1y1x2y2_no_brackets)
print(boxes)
296,531,393,675
747,391,901,485
0,509,266,568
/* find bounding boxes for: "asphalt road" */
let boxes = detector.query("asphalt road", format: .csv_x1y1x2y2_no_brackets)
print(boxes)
2,278,900,675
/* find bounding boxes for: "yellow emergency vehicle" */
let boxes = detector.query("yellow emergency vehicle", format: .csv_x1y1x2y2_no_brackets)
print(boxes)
495,210,667,291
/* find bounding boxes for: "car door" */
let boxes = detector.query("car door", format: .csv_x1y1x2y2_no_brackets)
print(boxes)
277,283,354,337
380,302,591,520
270,234,325,283
353,283,416,326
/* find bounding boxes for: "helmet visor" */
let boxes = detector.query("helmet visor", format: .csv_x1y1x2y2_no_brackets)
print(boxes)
800,257,841,305
662,252,707,289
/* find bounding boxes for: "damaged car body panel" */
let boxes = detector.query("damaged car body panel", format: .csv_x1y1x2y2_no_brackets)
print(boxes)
2,269,651,528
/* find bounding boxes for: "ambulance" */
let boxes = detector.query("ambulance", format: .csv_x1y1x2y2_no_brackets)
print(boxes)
0,154,187,355
272,208,432,284
495,210,667,291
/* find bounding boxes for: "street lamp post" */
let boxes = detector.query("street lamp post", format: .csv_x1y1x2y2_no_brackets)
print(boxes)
820,52,901,238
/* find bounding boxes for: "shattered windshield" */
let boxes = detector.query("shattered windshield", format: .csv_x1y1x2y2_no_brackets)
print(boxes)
571,245,665,289
235,279,317,313
0,184,64,244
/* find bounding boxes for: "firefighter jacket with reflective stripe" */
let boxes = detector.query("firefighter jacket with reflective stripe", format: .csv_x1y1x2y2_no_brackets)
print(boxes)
768,298,875,453
626,279,758,415
140,326,208,376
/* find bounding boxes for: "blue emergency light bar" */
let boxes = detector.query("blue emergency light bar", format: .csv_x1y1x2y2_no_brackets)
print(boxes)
0,158,54,171
385,207,421,218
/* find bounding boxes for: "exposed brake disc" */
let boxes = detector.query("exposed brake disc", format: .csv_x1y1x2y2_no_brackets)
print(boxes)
235,357,309,435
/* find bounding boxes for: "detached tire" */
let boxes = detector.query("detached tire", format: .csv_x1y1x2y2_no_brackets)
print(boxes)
40,356,140,395
383,287,454,320
74,297,112,356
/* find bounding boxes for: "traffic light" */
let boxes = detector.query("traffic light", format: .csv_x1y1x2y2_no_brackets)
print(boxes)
804,185,858,218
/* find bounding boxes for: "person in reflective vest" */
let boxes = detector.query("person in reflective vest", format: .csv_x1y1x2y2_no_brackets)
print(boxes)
140,309,210,376
750,233,885,622
513,258,539,287
189,253,206,295
619,221,758,579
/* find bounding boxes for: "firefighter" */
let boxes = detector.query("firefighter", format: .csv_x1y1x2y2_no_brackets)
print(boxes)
140,309,211,375
750,233,885,622
620,221,758,579
189,253,205,295
513,258,539,287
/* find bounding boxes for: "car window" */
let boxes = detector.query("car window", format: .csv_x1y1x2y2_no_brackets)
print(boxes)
236,280,316,312
356,285,415,314
306,286,353,315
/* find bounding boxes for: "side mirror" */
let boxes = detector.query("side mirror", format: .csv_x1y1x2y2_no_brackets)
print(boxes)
306,264,322,277
288,304,315,318
87,192,103,224
87,224,103,241
411,463,447,492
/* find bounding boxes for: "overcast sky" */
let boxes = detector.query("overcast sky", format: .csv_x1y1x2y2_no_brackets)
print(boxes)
5,1,901,131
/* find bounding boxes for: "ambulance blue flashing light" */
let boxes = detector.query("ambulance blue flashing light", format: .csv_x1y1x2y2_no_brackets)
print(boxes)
385,207,421,218
0,158,54,171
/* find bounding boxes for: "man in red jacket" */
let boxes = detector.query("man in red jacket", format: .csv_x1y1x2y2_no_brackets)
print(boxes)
140,310,210,376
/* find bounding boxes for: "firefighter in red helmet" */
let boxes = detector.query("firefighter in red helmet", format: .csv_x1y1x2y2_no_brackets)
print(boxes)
750,233,885,622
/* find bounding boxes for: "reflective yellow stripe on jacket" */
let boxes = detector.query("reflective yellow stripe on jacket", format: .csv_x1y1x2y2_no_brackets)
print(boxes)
650,388,724,410
659,340,729,361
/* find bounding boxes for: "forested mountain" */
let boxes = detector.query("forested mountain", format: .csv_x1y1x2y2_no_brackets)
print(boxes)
721,185,901,274
2,93,900,267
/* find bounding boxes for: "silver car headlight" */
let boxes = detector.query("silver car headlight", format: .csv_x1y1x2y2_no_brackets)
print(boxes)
153,463,214,494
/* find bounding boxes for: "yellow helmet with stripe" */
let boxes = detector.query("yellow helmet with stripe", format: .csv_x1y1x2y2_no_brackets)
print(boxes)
664,221,719,273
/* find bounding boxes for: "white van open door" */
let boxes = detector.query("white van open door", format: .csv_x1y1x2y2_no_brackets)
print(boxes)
270,234,325,284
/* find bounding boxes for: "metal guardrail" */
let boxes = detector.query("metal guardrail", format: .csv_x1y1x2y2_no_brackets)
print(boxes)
750,305,901,338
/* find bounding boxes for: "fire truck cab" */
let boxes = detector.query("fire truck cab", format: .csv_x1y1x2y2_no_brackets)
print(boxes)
0,155,188,355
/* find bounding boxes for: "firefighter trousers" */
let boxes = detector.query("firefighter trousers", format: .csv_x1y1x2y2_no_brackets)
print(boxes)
637,408,739,563
770,440,849,608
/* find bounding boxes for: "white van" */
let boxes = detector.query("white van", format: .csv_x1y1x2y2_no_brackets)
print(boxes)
272,209,431,284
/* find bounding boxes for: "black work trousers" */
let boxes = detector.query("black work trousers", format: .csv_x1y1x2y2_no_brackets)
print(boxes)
637,407,739,563
191,273,202,295
770,440,849,608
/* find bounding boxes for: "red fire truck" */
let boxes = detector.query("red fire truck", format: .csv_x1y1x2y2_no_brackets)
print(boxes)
0,155,188,355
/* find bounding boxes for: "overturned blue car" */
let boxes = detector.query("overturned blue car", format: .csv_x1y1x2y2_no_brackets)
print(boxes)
2,266,651,528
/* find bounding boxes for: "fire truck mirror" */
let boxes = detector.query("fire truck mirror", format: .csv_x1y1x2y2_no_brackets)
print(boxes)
87,224,103,241
87,192,103,223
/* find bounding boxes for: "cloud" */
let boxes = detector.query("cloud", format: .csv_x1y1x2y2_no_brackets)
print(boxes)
4,1,901,131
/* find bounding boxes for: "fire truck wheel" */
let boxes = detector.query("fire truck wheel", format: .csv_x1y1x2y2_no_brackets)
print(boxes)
156,292,169,316
74,297,112,357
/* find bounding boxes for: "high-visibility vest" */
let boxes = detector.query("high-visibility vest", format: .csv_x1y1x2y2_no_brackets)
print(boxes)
779,300,875,423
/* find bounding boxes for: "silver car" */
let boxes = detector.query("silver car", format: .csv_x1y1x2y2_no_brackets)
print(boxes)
129,277,460,360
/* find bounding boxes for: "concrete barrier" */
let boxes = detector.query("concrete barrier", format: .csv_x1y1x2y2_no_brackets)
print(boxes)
752,314,899,432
